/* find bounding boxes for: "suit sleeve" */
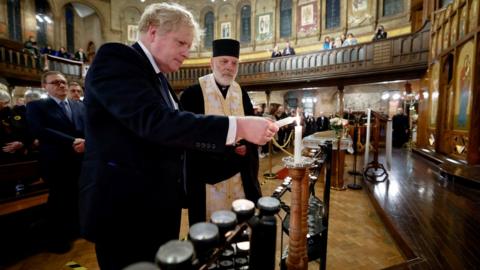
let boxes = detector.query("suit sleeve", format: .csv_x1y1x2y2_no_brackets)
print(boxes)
26,101,76,146
85,44,229,153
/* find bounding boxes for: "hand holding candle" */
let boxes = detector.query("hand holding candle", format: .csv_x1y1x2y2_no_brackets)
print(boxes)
294,114,302,165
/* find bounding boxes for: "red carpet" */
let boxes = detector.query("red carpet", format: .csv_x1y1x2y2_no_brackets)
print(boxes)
276,167,289,180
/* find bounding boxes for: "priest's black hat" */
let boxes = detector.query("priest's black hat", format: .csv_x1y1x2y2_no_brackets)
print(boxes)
212,39,240,58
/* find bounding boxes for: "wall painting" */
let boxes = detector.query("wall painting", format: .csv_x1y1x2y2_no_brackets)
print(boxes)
459,7,467,38
256,13,273,41
221,22,231,38
453,40,474,130
429,62,440,127
297,1,318,34
469,0,478,33
450,14,458,45
127,25,138,42
348,0,371,26
443,21,450,49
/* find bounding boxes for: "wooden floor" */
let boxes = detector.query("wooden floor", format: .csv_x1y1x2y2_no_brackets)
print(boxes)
364,148,480,270
8,146,479,269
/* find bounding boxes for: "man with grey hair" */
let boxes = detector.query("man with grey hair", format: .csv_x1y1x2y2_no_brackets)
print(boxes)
81,3,278,269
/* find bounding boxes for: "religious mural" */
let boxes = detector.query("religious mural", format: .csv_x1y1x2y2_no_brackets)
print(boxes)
256,13,273,41
429,62,440,127
450,14,458,45
297,1,318,34
221,22,231,38
454,40,474,130
459,7,467,38
127,25,138,42
348,0,371,26
469,0,478,33
443,21,450,49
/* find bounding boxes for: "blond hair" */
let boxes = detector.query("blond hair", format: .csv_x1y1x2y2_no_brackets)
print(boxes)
138,2,202,46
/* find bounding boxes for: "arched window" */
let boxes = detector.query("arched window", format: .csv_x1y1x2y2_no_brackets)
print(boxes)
204,11,214,48
280,0,292,38
65,4,75,53
7,0,22,42
35,0,51,49
326,0,340,29
240,5,251,43
383,0,404,17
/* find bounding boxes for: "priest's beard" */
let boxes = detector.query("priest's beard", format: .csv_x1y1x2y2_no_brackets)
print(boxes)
213,69,237,86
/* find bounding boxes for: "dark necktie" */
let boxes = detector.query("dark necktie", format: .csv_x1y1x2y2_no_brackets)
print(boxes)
60,100,73,122
157,73,174,109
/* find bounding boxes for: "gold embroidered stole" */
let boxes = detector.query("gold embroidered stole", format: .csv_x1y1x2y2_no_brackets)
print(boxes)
198,74,245,218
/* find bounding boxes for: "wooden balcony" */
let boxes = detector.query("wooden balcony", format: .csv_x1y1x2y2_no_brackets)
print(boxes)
0,39,83,86
168,22,430,92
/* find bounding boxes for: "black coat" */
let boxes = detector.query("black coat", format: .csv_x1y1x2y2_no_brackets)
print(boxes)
80,42,230,267
26,98,85,241
180,84,262,224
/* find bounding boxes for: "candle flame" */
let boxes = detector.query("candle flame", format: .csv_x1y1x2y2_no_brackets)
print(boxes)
296,113,300,126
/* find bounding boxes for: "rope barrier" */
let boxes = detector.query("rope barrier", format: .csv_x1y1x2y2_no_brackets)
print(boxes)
271,130,294,156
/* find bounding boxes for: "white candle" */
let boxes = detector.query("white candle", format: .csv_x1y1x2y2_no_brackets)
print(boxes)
294,114,302,165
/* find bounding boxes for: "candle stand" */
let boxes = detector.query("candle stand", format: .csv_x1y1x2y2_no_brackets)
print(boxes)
282,156,314,270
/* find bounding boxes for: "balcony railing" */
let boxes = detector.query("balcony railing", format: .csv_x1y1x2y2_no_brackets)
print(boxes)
0,39,83,86
168,21,430,91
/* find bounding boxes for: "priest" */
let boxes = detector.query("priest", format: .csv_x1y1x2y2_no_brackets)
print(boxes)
180,39,262,224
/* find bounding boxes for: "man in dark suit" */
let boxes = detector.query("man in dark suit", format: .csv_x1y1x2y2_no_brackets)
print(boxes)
26,71,85,253
316,113,330,131
74,48,87,63
180,39,262,225
80,3,278,269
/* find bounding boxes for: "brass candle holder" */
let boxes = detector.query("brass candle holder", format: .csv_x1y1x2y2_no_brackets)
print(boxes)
282,156,314,270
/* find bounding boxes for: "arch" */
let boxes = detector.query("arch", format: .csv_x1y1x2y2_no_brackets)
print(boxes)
322,53,329,66
358,47,365,61
351,48,358,62
336,50,343,63
329,52,336,64
52,0,108,38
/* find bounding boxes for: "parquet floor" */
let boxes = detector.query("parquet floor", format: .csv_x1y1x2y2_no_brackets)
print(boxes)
5,149,405,270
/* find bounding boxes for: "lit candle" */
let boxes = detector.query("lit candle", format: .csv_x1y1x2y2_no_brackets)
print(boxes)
294,114,302,165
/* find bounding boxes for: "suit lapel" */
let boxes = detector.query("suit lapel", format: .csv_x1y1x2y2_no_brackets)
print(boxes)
131,43,178,110
46,98,72,125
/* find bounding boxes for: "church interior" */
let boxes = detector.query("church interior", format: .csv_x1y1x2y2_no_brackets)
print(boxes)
1,0,480,269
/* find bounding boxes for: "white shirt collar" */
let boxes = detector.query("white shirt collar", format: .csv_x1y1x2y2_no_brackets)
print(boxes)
137,40,161,74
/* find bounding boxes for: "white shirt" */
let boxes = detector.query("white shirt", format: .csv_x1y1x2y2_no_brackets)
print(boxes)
136,40,236,145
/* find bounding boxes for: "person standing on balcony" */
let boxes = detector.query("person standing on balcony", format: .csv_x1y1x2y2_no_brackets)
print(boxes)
372,25,388,41
283,40,296,56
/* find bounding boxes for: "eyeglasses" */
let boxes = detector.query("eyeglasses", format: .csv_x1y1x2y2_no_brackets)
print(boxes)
46,80,67,86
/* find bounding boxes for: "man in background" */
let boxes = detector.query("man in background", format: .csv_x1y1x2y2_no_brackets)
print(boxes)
26,71,85,253
68,82,83,101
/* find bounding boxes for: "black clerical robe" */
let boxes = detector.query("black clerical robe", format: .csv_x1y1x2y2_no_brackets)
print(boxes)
180,83,262,224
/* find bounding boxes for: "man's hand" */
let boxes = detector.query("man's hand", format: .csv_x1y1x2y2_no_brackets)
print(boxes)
73,138,85,153
2,141,23,153
234,145,247,156
236,116,279,145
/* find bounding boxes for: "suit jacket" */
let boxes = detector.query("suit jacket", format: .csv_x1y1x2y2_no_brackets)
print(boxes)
80,42,230,249
74,51,87,63
26,98,85,178
180,84,262,224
